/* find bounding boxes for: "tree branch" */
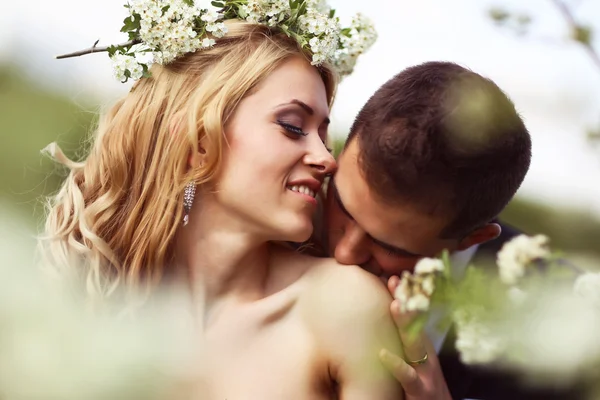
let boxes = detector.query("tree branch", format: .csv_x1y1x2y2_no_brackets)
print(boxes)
550,0,600,72
55,39,142,59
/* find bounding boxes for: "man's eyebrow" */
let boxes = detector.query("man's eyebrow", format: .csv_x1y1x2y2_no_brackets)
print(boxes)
275,99,331,125
370,237,423,258
331,177,424,258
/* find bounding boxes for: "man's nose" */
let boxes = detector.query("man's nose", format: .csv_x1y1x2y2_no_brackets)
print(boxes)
333,222,372,267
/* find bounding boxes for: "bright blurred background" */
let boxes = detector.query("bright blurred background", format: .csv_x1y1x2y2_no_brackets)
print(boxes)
0,0,599,265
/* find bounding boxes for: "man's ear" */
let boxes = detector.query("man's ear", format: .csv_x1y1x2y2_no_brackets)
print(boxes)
456,223,501,251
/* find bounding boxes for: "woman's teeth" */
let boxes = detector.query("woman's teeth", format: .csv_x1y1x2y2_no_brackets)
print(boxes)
288,185,316,198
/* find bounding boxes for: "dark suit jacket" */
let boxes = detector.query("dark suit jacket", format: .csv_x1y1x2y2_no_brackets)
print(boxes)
439,222,587,400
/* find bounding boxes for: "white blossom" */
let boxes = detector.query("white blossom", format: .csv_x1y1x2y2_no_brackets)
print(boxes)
201,37,216,48
109,0,376,81
394,276,411,306
333,13,377,76
110,53,144,82
206,22,228,38
496,234,550,285
421,275,435,296
573,272,600,309
453,308,505,365
200,10,220,23
414,257,445,275
394,267,440,313
506,286,528,305
406,293,430,312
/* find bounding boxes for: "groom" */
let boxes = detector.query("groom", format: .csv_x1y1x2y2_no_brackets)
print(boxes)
317,62,580,399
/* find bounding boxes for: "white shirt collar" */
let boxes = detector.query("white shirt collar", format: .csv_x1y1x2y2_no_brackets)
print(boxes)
426,245,479,354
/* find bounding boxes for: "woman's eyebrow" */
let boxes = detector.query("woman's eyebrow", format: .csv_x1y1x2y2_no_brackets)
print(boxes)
275,99,330,125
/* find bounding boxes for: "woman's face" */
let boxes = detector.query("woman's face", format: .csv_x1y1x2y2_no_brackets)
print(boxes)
210,57,336,243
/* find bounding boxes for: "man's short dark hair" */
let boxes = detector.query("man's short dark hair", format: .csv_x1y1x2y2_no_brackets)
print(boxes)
347,61,532,238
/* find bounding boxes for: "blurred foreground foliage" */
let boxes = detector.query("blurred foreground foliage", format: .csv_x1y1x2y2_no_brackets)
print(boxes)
1,63,599,258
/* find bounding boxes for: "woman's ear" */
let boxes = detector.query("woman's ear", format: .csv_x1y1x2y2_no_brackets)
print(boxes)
169,111,206,169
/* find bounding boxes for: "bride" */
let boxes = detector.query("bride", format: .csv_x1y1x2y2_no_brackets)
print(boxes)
41,1,403,399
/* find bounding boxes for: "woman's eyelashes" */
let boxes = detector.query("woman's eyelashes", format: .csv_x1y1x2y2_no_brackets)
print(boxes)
276,120,332,153
277,120,307,137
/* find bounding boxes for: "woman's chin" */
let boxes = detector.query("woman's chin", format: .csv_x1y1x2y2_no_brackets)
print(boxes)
281,222,314,244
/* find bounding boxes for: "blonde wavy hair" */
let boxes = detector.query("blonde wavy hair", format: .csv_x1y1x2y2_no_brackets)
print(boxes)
39,20,338,307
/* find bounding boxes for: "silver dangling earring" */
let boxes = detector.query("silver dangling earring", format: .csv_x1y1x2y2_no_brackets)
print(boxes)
182,182,196,226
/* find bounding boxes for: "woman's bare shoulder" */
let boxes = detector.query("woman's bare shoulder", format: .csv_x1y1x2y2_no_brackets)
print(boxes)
299,258,393,326
297,258,404,399
270,247,392,318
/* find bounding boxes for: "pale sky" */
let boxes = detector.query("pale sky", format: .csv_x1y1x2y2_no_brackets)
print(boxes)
2,0,600,217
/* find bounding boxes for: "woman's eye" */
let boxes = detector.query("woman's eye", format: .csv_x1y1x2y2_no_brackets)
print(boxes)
277,120,307,137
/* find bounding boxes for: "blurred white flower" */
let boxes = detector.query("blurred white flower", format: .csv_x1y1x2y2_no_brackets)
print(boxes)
502,287,600,383
421,275,435,296
497,234,550,285
453,308,505,365
406,293,430,312
573,272,600,309
414,257,445,275
0,206,194,400
394,257,444,313
506,286,528,305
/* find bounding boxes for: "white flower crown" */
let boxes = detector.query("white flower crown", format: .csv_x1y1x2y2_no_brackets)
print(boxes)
57,0,377,83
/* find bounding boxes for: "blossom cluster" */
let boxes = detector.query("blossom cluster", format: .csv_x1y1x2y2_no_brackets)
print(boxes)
453,307,505,365
110,0,228,82
573,271,600,309
296,2,342,65
496,234,550,285
103,0,377,82
241,0,292,25
333,13,379,76
394,257,444,313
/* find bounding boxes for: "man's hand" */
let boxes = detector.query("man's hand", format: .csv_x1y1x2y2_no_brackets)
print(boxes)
379,276,452,400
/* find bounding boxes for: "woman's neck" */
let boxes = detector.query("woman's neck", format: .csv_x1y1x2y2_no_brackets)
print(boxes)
174,204,274,327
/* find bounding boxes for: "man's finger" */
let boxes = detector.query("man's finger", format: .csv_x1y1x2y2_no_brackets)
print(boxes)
391,299,428,364
379,348,421,394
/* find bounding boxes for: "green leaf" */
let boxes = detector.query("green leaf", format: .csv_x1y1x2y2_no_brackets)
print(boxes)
107,45,119,57
329,9,335,18
182,0,194,7
297,0,307,16
120,13,141,33
142,64,152,78
211,1,225,7
162,5,170,13
441,250,452,281
340,27,351,37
